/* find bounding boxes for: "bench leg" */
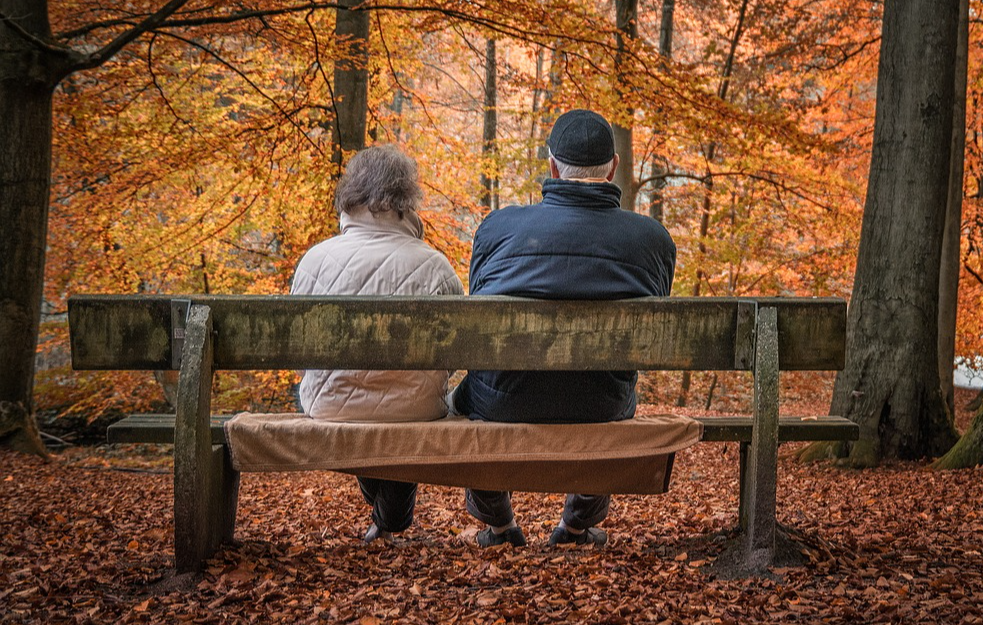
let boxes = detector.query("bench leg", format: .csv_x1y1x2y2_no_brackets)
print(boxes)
742,306,780,571
208,445,240,547
738,441,749,530
174,305,232,573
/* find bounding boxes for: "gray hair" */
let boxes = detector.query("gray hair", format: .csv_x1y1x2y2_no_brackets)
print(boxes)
549,149,615,180
335,145,422,216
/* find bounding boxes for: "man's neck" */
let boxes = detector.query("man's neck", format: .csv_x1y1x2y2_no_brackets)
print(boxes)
562,177,608,183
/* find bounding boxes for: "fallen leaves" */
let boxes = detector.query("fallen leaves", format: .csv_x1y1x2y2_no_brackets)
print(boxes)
1,391,982,624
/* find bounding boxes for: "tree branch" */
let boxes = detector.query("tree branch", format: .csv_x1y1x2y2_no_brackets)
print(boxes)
155,30,324,156
0,10,71,55
56,2,344,40
965,262,983,287
66,0,191,73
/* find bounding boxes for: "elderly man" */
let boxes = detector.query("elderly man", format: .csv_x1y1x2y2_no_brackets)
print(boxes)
452,109,676,548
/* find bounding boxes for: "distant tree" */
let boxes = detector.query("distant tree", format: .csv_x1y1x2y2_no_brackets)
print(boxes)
332,0,369,168
612,0,638,211
938,0,969,417
480,38,499,210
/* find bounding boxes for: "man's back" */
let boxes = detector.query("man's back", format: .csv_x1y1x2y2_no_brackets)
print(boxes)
454,177,676,424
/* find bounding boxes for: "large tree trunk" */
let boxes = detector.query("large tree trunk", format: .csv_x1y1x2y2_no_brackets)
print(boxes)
815,0,961,467
332,0,369,168
480,38,498,211
938,0,969,416
612,0,637,211
0,0,58,456
933,400,983,469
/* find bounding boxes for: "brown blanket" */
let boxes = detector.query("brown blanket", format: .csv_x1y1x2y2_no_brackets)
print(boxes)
224,412,703,495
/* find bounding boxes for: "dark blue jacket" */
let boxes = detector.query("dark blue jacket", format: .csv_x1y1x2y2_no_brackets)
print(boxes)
454,178,676,423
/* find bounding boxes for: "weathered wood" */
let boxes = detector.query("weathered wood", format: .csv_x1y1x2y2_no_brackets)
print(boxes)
208,445,239,549
73,294,849,574
70,295,846,372
173,305,218,573
742,306,780,571
108,414,859,446
733,301,756,370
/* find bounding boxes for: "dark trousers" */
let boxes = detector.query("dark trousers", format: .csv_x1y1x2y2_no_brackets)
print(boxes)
465,489,610,531
357,477,417,533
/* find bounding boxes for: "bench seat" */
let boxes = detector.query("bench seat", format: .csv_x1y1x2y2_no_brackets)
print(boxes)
108,412,859,446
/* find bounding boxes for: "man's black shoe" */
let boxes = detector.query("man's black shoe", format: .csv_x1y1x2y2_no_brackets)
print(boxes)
476,527,527,547
548,526,608,548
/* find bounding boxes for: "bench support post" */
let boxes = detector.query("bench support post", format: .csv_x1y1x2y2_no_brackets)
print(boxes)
741,306,779,571
173,304,240,572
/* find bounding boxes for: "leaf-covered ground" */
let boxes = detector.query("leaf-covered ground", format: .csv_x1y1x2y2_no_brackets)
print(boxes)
3,388,982,624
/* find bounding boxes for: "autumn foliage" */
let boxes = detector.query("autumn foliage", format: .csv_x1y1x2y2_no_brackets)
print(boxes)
3,389,981,624
19,1,976,417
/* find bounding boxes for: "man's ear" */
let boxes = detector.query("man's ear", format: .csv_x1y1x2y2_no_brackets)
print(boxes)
606,154,621,182
549,156,560,179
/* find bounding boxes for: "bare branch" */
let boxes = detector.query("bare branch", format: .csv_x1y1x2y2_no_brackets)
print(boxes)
155,30,324,156
67,0,191,73
0,10,72,55
966,263,983,287
56,2,344,40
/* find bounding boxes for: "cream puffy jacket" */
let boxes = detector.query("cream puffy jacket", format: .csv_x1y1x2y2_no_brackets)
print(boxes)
291,208,464,421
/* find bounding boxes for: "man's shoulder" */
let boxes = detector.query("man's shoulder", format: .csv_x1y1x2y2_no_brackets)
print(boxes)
613,210,674,242
474,203,537,235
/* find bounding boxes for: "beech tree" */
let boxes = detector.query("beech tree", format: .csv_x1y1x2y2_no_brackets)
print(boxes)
0,0,377,455
802,0,961,466
611,0,638,211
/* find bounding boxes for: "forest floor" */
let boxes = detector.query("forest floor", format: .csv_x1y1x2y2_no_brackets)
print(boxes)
2,386,981,625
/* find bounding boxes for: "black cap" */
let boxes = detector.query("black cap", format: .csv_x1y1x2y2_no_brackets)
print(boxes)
546,109,616,167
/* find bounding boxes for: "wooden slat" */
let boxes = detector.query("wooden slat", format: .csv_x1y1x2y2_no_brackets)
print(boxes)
70,295,846,372
108,414,859,446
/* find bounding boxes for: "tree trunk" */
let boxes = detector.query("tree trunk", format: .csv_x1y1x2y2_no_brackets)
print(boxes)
535,42,564,193
933,399,983,469
332,0,369,168
648,0,674,221
0,0,59,456
480,38,498,211
938,0,969,416
823,0,960,466
676,0,747,407
968,388,983,413
612,0,638,211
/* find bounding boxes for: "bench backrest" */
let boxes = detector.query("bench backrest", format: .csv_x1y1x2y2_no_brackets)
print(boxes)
69,295,845,372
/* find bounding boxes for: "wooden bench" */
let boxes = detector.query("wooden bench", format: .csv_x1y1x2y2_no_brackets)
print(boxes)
69,295,857,574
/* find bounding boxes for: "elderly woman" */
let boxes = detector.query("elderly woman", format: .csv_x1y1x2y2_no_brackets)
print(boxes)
291,145,464,543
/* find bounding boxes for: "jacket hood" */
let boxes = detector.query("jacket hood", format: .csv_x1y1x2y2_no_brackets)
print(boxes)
340,206,426,240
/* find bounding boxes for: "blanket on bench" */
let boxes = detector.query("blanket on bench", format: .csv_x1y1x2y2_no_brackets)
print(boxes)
225,412,703,494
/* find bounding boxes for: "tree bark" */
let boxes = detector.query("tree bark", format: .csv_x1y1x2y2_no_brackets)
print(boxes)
676,0,747,407
938,0,968,416
648,0,674,222
480,38,498,211
933,399,983,469
612,0,637,211
0,0,61,456
332,0,369,168
535,42,564,191
824,0,960,466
